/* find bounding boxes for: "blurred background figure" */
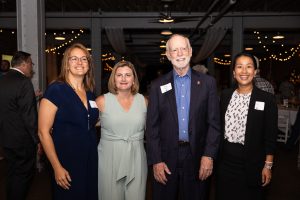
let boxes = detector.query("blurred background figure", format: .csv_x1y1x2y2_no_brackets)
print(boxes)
0,59,10,76
192,64,209,74
285,106,300,150
279,75,295,100
253,56,275,95
0,51,39,200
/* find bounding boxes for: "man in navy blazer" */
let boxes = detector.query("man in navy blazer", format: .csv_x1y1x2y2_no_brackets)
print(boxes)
146,34,221,200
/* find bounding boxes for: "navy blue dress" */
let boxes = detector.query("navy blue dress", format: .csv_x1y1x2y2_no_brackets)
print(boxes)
43,82,99,200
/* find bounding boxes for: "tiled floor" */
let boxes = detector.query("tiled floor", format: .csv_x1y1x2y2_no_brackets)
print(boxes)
0,143,300,200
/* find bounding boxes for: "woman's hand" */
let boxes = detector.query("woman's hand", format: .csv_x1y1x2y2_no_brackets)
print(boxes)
262,167,272,186
54,166,72,189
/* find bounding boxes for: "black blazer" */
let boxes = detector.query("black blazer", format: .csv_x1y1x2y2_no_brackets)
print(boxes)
0,69,38,148
146,69,221,173
219,86,278,185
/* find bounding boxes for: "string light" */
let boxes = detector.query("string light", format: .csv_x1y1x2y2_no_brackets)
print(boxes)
253,30,300,62
290,69,300,84
213,57,231,65
101,53,115,61
45,29,85,53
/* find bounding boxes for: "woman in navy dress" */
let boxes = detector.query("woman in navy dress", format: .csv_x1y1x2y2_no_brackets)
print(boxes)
38,43,99,200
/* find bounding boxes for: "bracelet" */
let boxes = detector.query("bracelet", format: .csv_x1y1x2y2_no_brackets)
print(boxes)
264,161,273,170
207,156,213,161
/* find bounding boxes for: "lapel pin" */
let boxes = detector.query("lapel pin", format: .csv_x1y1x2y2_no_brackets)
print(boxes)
197,81,201,85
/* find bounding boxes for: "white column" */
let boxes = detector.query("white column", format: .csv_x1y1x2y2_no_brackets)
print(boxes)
16,0,46,92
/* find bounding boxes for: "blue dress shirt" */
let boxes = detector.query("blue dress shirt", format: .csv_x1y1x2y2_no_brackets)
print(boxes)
173,69,191,141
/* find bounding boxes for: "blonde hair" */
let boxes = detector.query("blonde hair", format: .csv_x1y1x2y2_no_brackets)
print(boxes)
57,43,95,91
108,60,139,95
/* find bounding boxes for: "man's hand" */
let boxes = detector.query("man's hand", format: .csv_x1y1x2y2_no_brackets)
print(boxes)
199,156,213,180
153,162,171,185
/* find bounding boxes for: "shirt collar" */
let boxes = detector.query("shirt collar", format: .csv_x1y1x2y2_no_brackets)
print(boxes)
11,67,25,75
173,68,191,79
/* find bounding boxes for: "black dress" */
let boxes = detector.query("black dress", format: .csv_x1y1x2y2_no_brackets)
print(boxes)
43,82,99,200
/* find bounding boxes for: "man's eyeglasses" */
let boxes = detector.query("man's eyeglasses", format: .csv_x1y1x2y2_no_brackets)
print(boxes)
26,61,34,66
68,56,89,63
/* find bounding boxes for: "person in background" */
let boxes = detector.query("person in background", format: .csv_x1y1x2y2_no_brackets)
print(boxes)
146,34,221,200
38,43,99,200
0,59,10,76
279,76,295,100
285,106,300,149
216,52,278,200
0,51,39,200
96,60,147,200
253,56,274,95
192,64,208,74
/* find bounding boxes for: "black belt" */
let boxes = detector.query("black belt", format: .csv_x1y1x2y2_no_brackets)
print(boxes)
178,140,190,146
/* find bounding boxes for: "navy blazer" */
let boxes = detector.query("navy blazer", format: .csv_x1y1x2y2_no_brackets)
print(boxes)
146,69,221,173
219,86,278,185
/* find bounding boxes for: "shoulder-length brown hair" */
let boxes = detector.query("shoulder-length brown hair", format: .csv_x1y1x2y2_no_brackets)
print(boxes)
108,60,139,95
57,43,95,91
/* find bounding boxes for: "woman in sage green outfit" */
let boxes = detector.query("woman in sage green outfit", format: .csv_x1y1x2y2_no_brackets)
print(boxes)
96,60,147,200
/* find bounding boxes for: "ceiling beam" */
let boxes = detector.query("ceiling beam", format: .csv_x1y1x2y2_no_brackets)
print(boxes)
1,12,299,29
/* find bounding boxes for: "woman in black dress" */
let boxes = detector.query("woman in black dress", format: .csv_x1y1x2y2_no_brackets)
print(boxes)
216,52,278,200
38,43,99,200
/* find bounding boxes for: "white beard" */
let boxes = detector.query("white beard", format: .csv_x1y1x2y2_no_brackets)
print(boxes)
170,56,191,70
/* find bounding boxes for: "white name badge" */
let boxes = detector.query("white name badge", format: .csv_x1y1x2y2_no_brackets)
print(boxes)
254,101,265,111
89,100,98,108
160,83,172,94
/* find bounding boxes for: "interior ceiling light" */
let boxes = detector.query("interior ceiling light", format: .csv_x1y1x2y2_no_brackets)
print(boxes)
161,30,173,35
224,54,231,57
158,17,174,23
160,44,166,48
55,36,66,41
273,33,285,39
159,18,174,23
245,47,253,51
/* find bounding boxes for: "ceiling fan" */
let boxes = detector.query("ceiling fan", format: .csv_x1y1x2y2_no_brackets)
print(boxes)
149,3,199,24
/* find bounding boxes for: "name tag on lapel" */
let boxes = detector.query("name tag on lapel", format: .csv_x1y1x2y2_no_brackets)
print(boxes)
254,101,265,111
89,100,98,108
160,83,172,94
